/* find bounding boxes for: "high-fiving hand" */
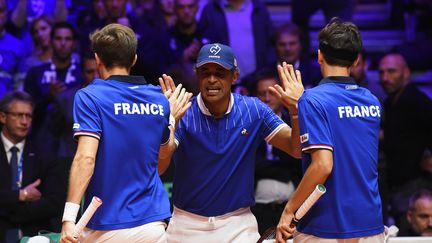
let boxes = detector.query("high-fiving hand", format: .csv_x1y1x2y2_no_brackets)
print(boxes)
269,62,304,113
159,74,193,125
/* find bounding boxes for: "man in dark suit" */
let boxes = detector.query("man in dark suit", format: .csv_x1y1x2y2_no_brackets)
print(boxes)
0,91,63,243
274,23,322,89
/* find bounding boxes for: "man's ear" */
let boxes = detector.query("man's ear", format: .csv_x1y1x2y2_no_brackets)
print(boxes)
352,56,360,68
132,54,137,67
95,53,101,66
232,68,239,85
406,210,413,224
317,50,324,65
0,112,6,125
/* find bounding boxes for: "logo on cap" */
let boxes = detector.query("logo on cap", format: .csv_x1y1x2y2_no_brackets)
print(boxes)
209,44,221,56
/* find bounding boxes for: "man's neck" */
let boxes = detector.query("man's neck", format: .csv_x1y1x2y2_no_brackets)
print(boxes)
1,130,24,145
202,96,231,119
322,64,350,78
207,102,229,118
389,83,408,105
52,56,71,69
100,66,130,80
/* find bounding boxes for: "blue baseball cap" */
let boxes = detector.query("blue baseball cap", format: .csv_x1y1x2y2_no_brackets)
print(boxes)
196,43,237,70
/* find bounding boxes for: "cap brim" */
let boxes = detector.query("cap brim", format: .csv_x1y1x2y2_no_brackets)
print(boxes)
195,60,233,70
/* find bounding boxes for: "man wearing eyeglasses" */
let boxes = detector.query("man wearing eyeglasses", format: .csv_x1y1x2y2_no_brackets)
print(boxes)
0,91,63,243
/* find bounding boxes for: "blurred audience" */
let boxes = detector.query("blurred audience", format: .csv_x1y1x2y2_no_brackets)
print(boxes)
165,0,215,95
6,0,69,58
291,0,354,58
0,0,431,238
8,0,68,29
81,53,99,87
24,21,82,162
169,0,211,65
350,51,386,103
392,0,432,71
26,15,53,70
273,22,321,89
159,0,177,28
0,0,26,95
389,149,432,227
250,68,302,234
198,0,275,83
398,189,432,236
0,91,62,242
379,53,432,194
76,0,106,29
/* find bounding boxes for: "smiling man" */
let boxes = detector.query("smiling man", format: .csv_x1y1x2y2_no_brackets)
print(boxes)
159,43,303,242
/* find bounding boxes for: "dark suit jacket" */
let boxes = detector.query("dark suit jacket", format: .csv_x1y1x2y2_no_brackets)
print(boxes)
0,138,63,241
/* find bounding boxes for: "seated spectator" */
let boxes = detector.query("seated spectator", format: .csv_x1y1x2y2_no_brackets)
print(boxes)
0,0,26,95
8,0,68,29
81,53,99,87
78,0,169,84
198,0,275,82
79,0,143,55
250,68,302,234
6,0,69,57
273,22,321,89
0,91,63,243
168,0,213,65
159,0,177,28
350,51,386,103
379,53,432,193
24,21,83,162
133,0,156,19
165,0,216,95
389,149,432,227
398,189,432,236
76,0,106,29
26,15,53,70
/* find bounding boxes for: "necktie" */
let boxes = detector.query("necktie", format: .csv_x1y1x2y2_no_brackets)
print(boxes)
10,146,19,190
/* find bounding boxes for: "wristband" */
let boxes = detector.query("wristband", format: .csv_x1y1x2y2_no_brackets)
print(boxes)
23,189,28,199
169,114,176,129
62,202,80,223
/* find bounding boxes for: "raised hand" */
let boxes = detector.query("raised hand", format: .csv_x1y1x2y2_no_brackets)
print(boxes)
159,74,192,124
159,74,177,99
269,62,304,113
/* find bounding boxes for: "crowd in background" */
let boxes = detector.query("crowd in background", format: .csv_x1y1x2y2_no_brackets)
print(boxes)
0,0,431,240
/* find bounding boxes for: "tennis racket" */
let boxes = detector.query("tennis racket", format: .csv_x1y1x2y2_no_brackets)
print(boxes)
72,196,103,238
256,184,326,243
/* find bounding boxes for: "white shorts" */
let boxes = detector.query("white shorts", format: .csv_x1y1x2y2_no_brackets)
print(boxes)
79,221,167,243
166,207,260,243
294,231,385,243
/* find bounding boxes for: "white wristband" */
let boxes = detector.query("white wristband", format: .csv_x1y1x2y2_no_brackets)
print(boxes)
169,114,176,129
62,202,80,223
